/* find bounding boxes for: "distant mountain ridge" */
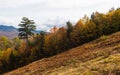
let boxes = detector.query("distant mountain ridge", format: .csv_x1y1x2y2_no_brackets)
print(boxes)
0,25,41,39
0,25,17,32
0,25,18,39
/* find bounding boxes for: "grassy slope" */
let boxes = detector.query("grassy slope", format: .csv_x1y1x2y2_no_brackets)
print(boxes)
4,32,120,75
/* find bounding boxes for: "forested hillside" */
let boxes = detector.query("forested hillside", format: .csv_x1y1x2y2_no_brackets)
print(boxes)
4,31,120,75
0,8,120,74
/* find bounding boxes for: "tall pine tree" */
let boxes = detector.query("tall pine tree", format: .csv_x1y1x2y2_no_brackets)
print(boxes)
18,17,36,40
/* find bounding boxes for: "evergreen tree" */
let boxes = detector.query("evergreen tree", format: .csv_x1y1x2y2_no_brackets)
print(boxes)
18,17,36,40
66,21,73,38
66,21,73,48
38,31,46,57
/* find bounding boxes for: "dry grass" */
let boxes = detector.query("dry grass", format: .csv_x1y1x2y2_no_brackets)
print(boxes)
3,32,120,75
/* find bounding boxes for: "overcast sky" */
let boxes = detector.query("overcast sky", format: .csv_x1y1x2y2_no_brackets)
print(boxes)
0,0,119,30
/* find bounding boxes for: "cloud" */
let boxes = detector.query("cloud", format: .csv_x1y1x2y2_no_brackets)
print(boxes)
0,17,16,25
0,0,45,8
0,0,119,30
0,0,119,9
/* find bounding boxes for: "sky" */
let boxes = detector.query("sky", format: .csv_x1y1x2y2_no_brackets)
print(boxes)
0,0,120,30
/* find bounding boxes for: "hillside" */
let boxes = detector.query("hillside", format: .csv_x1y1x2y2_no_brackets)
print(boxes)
0,25,17,31
3,31,120,75
0,25,18,39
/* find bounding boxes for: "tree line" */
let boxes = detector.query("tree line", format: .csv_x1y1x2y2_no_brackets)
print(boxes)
0,8,120,73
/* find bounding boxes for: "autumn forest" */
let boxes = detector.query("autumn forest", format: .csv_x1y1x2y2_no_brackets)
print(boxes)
0,8,120,74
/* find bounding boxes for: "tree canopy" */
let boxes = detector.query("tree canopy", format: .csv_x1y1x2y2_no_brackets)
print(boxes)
18,17,36,39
